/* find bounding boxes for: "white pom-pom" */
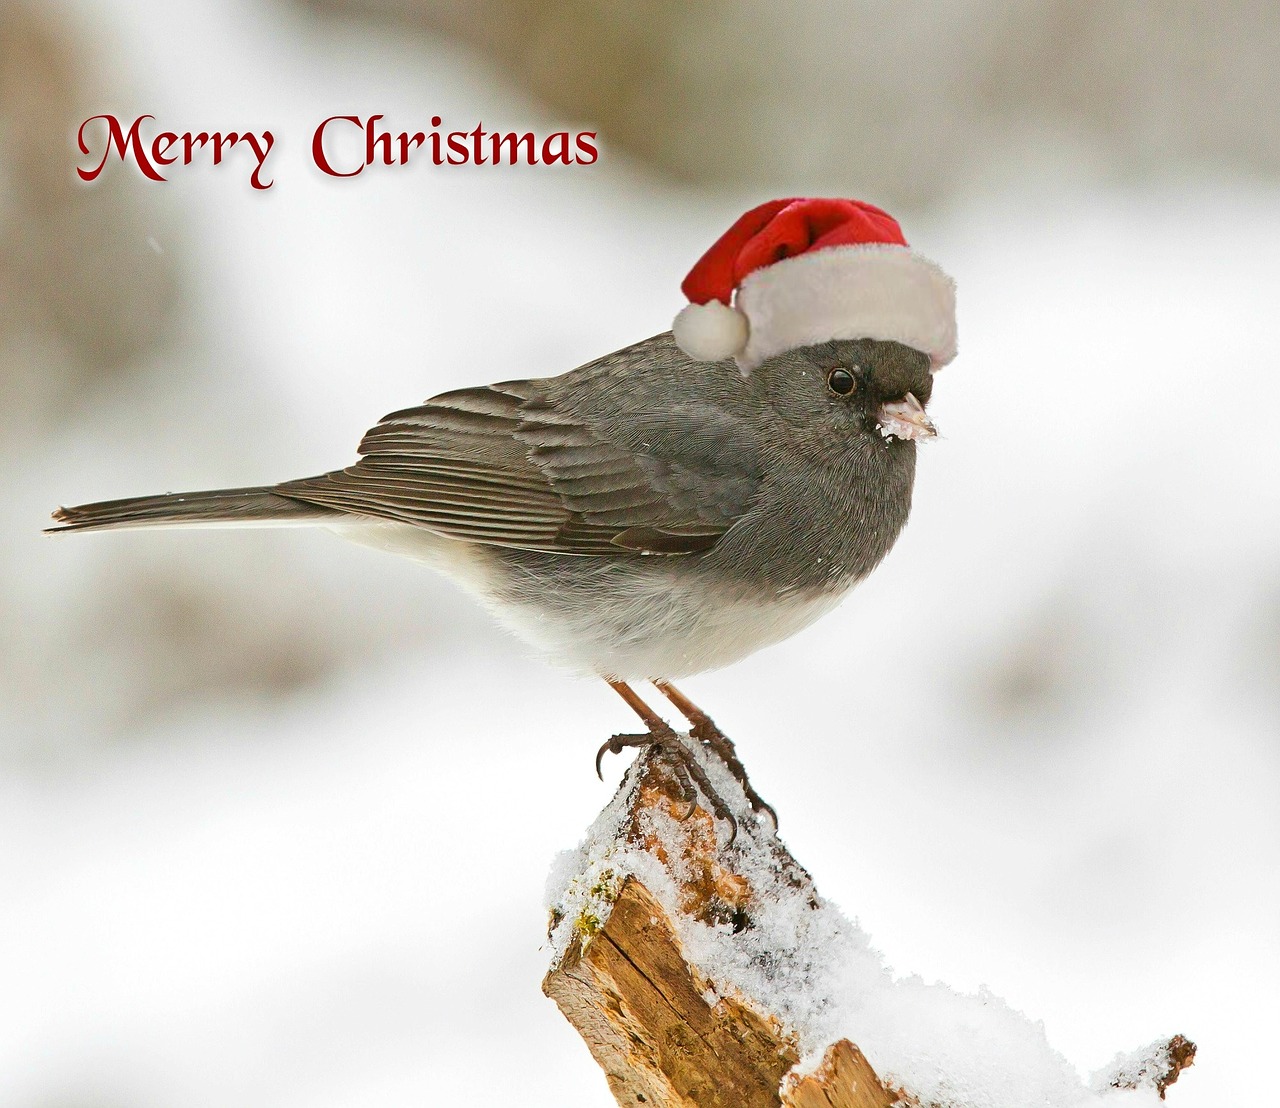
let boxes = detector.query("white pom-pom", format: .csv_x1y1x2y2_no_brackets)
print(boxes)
672,300,749,362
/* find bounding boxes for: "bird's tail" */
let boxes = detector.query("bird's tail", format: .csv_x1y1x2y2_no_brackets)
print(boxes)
47,485,337,534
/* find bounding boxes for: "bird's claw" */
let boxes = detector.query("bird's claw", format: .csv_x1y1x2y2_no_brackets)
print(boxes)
662,739,738,846
689,719,777,831
596,732,657,780
593,726,739,847
596,735,618,780
667,756,701,821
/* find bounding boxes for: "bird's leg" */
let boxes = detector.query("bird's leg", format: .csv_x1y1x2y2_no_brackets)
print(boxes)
597,679,738,844
652,679,778,829
606,678,671,735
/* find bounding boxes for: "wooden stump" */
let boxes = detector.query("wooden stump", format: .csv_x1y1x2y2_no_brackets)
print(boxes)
543,743,899,1108
543,739,1195,1107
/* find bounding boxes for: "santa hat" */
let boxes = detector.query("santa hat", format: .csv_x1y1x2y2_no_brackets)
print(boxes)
672,197,957,370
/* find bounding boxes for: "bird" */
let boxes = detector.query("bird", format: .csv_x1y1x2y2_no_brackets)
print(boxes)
48,197,956,834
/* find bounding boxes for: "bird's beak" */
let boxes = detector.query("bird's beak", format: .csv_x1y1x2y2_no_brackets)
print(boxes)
876,392,937,442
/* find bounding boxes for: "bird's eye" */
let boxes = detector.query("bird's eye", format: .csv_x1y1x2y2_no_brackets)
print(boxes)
826,368,857,396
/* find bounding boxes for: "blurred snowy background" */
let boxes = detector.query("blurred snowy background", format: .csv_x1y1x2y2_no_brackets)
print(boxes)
2,0,1277,1105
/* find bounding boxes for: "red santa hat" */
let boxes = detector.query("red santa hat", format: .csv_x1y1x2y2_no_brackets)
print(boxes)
672,197,957,370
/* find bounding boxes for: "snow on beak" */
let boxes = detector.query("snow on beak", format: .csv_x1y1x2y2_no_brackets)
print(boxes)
876,392,937,442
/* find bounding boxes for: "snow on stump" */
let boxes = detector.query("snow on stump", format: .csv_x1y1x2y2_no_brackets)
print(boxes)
543,738,1196,1108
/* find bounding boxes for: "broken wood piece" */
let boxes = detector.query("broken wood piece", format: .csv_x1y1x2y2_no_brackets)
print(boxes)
780,1039,901,1108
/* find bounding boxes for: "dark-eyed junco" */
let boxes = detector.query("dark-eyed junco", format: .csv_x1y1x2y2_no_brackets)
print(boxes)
49,197,956,830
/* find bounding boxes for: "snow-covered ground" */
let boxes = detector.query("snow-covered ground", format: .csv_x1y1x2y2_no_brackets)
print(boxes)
5,1,1278,1105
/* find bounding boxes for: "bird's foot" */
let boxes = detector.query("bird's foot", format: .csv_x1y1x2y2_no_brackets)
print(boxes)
595,726,739,847
652,680,778,829
692,722,778,831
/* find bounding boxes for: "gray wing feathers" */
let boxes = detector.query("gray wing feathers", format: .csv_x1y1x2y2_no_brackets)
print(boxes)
516,401,676,522
279,356,762,556
277,384,624,551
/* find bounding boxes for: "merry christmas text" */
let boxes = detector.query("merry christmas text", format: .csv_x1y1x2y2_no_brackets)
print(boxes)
75,114,600,191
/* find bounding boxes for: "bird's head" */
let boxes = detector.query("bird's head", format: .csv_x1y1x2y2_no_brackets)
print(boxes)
761,337,937,446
